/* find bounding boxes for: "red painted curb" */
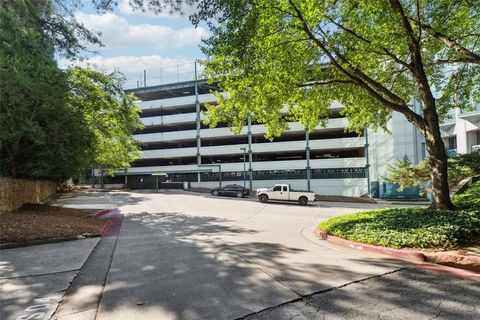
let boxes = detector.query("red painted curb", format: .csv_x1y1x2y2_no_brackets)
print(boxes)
413,263,480,282
99,209,123,238
314,227,480,281
94,209,111,217
314,227,428,262
93,209,123,237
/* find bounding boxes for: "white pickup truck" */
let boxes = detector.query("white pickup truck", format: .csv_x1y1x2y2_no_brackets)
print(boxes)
256,184,316,206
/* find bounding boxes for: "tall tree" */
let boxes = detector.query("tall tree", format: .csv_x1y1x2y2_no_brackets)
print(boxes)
1,2,143,181
0,1,92,180
67,67,143,176
143,0,479,209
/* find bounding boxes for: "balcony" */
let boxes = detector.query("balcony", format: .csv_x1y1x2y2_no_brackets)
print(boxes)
459,104,480,122
439,110,456,130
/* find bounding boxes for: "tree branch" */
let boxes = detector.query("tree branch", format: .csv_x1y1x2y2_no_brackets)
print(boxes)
286,0,425,131
296,79,353,87
325,16,412,70
410,19,480,64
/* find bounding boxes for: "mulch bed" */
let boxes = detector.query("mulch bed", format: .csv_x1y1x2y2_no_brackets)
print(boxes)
0,204,106,245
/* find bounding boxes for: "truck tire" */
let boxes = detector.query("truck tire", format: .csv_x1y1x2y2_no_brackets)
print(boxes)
259,194,268,203
298,196,308,206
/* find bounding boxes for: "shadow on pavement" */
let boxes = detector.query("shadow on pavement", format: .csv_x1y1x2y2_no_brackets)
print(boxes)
53,192,145,210
59,209,479,320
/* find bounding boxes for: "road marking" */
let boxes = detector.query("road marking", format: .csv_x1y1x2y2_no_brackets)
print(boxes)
15,296,62,320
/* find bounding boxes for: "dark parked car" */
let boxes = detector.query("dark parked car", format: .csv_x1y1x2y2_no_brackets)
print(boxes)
211,184,249,198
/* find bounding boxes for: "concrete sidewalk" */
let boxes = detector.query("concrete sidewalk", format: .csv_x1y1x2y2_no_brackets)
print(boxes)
0,238,99,320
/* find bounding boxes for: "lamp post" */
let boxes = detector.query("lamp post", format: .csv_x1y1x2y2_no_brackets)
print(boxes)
240,147,247,188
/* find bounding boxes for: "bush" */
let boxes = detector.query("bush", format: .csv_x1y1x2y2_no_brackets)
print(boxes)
452,181,480,209
319,207,480,249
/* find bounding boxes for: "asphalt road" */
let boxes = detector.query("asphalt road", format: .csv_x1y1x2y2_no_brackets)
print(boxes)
42,190,480,319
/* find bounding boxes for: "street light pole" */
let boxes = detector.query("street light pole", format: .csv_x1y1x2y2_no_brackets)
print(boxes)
240,147,246,188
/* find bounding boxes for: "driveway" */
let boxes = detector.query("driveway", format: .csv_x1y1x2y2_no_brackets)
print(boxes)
55,191,479,320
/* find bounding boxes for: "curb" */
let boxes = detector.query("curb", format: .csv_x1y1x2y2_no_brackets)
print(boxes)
314,228,480,281
413,263,480,282
52,208,124,320
0,234,100,250
314,228,428,262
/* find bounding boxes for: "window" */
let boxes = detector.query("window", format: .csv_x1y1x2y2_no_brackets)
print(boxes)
448,136,457,149
223,185,234,189
273,186,282,191
282,186,288,192
421,142,426,160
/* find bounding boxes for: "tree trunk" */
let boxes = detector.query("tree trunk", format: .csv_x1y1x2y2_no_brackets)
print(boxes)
423,114,455,210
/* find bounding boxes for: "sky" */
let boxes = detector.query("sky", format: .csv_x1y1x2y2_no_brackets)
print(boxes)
59,0,208,89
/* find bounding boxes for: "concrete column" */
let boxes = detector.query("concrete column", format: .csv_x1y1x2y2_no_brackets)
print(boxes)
195,62,201,182
305,130,311,192
247,115,253,191
364,128,371,196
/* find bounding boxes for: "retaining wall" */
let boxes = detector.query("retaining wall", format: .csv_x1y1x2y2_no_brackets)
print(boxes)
0,177,58,213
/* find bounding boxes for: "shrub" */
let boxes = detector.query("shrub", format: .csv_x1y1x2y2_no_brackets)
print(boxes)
319,207,480,249
452,181,480,209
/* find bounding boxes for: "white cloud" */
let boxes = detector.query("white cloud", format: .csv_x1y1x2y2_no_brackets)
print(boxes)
59,55,200,88
75,12,207,51
118,0,198,19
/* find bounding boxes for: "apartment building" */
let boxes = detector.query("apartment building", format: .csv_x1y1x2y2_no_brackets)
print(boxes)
440,106,480,156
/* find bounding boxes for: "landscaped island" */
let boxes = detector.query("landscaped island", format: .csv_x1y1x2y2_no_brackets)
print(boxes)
319,182,480,249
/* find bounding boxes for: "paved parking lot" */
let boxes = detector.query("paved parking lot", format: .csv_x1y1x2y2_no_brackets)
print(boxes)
52,190,479,320
3,190,478,320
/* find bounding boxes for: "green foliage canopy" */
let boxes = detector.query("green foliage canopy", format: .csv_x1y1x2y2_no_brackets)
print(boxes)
188,0,480,136
67,67,143,176
0,2,92,180
385,151,480,194
0,3,143,181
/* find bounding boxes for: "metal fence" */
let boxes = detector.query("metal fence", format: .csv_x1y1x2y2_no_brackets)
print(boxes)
124,61,205,89
165,167,367,183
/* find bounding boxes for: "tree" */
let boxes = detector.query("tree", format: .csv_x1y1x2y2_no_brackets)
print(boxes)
0,1,92,181
385,154,477,195
67,67,143,177
151,0,478,209
2,0,114,57
1,2,143,182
